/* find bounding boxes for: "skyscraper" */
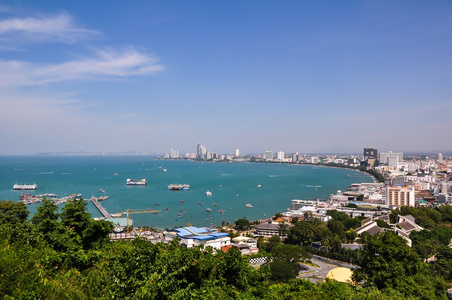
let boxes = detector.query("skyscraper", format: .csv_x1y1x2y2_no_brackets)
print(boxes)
364,147,378,167
264,151,273,161
235,149,240,157
364,148,378,160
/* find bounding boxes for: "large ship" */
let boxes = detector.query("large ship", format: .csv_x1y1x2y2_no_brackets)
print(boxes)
126,179,147,185
13,183,37,190
168,184,190,191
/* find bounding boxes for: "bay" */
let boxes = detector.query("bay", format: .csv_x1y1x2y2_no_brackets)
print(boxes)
0,156,373,229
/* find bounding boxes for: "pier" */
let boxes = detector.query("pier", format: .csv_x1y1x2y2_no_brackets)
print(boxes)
88,197,112,219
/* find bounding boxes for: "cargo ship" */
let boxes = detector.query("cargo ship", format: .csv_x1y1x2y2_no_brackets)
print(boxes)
126,179,147,185
167,184,190,191
13,183,37,190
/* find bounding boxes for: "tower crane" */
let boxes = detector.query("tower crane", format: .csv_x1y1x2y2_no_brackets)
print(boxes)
118,208,161,236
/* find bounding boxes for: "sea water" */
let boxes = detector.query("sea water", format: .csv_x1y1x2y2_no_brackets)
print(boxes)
0,156,373,229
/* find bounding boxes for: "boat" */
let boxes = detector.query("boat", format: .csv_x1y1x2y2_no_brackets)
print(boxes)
168,184,190,191
13,183,37,190
212,203,217,206
126,179,146,185
205,190,212,196
162,169,167,172
180,200,184,204
113,173,119,176
257,185,262,188
165,207,169,210
99,188,105,193
245,204,253,208
206,208,212,212
219,210,224,214
198,202,202,205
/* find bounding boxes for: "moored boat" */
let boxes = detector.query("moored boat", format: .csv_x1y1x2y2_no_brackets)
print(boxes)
126,179,146,185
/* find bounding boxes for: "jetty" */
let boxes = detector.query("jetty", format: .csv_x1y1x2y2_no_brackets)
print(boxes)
87,197,111,218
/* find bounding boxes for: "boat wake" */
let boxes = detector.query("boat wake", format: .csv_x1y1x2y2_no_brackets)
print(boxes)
34,172,54,175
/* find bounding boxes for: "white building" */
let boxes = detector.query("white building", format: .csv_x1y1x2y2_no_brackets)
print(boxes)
276,151,284,161
292,152,299,163
379,151,404,165
235,149,240,157
264,151,273,161
388,156,399,169
170,149,179,158
386,186,415,207
165,226,231,251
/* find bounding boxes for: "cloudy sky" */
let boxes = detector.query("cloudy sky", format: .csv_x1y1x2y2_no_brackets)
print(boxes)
1,1,451,155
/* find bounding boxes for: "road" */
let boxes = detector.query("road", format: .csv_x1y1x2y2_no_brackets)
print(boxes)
298,257,335,281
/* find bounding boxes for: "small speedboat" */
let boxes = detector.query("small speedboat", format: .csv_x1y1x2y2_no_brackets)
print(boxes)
206,191,212,196
245,204,253,208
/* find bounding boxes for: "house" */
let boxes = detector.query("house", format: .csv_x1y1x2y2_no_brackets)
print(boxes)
354,218,385,236
231,236,259,255
165,226,231,251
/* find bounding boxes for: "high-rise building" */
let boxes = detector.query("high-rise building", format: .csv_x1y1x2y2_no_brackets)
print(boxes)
235,149,240,157
170,149,179,159
438,153,443,163
292,152,299,163
276,151,284,161
364,147,378,167
386,186,415,207
388,156,399,169
197,144,207,160
364,148,378,160
264,151,273,161
379,151,403,165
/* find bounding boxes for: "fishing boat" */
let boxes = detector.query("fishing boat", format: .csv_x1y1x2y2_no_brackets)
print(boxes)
206,208,212,212
245,204,253,208
205,190,212,196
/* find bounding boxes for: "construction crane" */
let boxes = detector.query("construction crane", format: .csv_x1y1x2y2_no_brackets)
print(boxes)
118,208,161,236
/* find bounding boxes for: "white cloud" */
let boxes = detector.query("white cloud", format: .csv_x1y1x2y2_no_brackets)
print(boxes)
0,11,99,43
0,48,165,87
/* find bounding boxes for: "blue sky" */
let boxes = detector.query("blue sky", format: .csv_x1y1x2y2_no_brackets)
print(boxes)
1,1,451,155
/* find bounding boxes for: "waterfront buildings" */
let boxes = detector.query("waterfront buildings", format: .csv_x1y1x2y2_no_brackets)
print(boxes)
264,150,273,161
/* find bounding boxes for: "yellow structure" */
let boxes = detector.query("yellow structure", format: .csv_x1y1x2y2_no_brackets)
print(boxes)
325,267,353,283
119,209,161,236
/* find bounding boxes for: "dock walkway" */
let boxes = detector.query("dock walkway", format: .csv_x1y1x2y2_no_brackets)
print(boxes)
88,197,111,218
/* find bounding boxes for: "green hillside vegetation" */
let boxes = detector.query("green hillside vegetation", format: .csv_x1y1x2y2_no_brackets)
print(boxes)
0,199,450,299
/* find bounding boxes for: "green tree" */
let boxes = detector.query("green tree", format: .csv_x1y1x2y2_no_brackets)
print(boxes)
269,260,298,283
235,218,251,231
0,200,29,225
31,198,59,235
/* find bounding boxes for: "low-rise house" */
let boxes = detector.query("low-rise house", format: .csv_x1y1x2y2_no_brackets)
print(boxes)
355,218,385,236
231,236,259,255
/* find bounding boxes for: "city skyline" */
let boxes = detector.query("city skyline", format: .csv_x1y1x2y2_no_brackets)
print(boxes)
1,1,452,155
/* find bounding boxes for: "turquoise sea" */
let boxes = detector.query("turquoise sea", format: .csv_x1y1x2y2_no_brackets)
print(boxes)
0,156,373,229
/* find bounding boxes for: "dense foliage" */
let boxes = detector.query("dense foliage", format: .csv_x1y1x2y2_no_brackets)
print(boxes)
0,200,450,299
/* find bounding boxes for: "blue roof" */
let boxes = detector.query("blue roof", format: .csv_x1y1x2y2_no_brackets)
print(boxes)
169,226,229,241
